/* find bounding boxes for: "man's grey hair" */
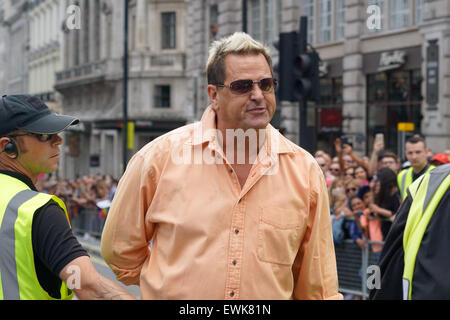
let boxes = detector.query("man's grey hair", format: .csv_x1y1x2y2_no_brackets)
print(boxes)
206,32,273,85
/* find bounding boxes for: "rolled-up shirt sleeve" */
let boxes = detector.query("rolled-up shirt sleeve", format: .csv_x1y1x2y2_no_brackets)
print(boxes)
101,150,159,286
292,162,342,300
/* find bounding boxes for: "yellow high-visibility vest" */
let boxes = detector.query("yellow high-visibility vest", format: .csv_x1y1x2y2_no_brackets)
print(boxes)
0,173,73,300
402,164,450,300
397,165,435,200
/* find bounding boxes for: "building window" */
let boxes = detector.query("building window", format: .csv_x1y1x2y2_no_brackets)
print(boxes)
209,5,219,41
277,0,283,34
367,0,385,33
249,0,280,45
264,0,275,44
302,0,315,44
155,85,171,108
83,0,90,63
161,12,176,49
415,0,423,25
318,0,332,43
94,0,101,60
74,29,80,66
250,0,261,41
336,0,345,40
367,70,422,155
317,76,343,155
390,0,409,30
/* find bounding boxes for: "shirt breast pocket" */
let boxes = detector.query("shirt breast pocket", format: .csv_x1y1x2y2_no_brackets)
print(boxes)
257,205,303,266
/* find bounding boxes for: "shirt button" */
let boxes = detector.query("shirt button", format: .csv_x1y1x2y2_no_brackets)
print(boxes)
234,229,239,234
230,291,235,297
229,169,233,174
232,260,237,265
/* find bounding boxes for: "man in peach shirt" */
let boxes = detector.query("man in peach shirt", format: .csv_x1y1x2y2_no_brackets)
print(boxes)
101,32,341,300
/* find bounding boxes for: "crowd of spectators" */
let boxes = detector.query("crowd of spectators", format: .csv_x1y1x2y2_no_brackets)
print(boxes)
315,135,449,299
36,174,118,239
315,136,450,256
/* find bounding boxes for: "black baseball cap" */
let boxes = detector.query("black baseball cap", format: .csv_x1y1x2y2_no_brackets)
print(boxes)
0,94,79,136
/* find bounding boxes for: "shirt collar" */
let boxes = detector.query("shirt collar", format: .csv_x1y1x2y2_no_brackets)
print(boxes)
191,106,295,155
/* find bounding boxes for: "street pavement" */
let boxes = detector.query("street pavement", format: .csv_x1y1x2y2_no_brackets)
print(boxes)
74,235,141,299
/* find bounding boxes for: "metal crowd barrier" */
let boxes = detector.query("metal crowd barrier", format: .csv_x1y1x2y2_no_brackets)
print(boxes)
70,208,106,239
335,239,384,300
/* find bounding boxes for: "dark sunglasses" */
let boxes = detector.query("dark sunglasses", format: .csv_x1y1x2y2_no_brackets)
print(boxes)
216,78,278,95
330,168,340,172
10,133,56,142
346,187,357,193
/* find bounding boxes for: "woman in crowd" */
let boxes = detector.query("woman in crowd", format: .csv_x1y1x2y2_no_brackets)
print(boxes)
354,165,370,186
358,186,384,260
370,167,401,239
344,178,361,198
347,195,367,251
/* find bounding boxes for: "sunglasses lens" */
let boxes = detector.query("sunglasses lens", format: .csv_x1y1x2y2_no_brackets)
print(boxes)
230,80,253,94
37,134,52,142
228,78,277,94
259,78,276,92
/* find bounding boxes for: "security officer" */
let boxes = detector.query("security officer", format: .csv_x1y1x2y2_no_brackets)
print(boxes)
397,135,435,201
370,163,450,299
0,94,135,300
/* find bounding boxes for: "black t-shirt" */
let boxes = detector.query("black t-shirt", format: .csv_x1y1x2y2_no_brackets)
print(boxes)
379,193,401,239
1,171,89,299
32,201,89,298
412,163,431,182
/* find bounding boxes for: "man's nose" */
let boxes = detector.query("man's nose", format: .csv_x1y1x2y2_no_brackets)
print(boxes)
52,134,63,145
249,82,264,101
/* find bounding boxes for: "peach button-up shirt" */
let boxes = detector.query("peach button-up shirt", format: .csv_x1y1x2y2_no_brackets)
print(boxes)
101,106,341,300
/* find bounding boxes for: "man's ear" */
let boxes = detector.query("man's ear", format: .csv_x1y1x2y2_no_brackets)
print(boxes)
0,137,10,151
207,84,219,111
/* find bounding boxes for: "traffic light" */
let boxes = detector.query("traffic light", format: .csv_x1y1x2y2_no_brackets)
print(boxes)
276,31,320,102
277,32,298,102
294,50,320,102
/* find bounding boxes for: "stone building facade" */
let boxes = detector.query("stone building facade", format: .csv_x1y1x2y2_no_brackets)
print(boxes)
0,0,6,94
2,0,29,94
185,0,450,157
55,0,189,179
28,0,65,113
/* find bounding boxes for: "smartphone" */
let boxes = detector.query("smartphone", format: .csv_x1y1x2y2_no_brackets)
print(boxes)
375,133,384,144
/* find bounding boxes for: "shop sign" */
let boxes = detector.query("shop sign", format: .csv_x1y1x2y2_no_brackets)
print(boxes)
319,61,328,78
377,50,406,72
319,109,342,132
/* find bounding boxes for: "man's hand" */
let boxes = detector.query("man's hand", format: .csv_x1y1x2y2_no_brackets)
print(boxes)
59,256,137,300
356,238,367,250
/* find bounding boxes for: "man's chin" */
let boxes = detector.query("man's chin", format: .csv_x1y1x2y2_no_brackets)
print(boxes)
244,118,271,131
